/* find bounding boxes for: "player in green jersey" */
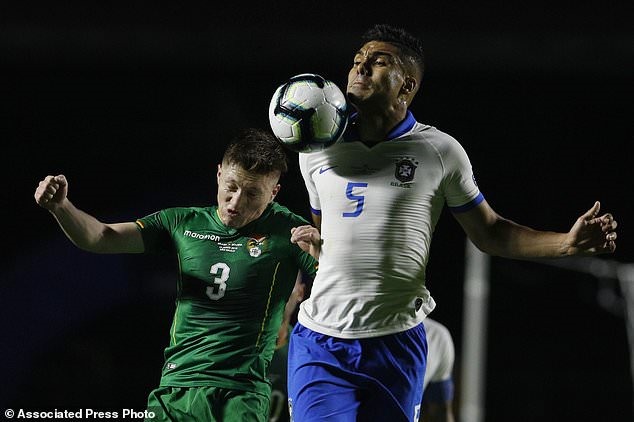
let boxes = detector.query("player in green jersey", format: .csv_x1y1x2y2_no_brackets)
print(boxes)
34,128,320,422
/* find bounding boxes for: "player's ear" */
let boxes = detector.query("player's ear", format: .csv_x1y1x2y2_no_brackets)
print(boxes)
271,184,281,200
217,164,222,183
402,76,416,94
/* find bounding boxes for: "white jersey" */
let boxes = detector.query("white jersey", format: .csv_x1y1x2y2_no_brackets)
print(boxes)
298,112,482,338
422,318,455,391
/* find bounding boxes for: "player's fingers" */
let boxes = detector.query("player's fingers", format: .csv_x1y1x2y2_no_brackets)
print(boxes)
292,225,314,237
35,178,53,199
41,175,61,188
603,220,618,232
600,213,614,224
54,174,67,186
300,226,320,241
36,175,66,203
44,180,61,196
37,175,56,190
581,201,601,221
290,226,311,243
590,214,617,233
598,212,613,223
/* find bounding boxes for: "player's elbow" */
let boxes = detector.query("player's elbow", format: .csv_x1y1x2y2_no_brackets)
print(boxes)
465,218,512,257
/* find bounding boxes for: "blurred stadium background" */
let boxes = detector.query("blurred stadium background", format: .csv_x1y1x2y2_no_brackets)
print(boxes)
3,2,632,421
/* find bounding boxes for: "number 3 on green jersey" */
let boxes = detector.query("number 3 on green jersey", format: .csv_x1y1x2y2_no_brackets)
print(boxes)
206,262,230,300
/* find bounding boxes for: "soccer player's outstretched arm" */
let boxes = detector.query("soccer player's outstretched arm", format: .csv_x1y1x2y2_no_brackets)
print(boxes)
34,174,144,254
453,199,617,259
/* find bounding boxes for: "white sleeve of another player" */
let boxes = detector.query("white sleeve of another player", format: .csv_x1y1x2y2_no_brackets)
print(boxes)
433,323,455,382
426,319,456,383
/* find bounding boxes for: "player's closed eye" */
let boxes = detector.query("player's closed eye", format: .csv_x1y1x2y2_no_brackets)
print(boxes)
224,184,238,193
247,190,262,199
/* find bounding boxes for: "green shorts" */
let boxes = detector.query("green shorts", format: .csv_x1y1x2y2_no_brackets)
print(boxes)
146,385,271,422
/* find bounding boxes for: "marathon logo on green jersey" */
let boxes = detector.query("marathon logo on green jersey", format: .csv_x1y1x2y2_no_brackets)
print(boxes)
183,230,221,241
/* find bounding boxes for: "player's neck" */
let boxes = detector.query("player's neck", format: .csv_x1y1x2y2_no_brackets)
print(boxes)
355,110,406,145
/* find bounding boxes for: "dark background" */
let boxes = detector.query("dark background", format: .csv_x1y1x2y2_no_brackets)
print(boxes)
3,1,632,421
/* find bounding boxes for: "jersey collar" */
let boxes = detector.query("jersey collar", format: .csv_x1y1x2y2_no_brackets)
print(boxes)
343,110,416,142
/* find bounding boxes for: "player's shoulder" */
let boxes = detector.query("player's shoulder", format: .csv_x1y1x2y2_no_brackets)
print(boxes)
265,202,311,226
408,122,463,147
136,206,214,234
405,122,473,164
159,205,211,218
147,206,215,227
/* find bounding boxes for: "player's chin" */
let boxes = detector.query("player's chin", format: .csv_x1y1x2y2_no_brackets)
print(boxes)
347,85,364,96
346,91,363,107
347,88,373,105
222,214,242,228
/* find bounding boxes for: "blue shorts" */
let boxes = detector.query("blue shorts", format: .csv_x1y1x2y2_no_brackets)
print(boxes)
287,323,427,422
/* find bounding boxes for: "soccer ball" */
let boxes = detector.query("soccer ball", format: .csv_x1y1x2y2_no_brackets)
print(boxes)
268,73,348,153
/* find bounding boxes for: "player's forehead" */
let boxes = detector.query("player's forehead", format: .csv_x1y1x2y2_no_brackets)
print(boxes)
222,163,258,183
355,41,401,59
221,162,276,188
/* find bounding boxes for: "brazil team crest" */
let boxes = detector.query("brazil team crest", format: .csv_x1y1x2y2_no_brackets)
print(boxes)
394,158,418,182
246,235,267,257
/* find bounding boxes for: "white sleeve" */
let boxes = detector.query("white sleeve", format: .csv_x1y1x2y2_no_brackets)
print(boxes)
439,136,481,209
425,318,456,383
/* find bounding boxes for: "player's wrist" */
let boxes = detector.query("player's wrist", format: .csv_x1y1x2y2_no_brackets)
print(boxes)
558,232,576,257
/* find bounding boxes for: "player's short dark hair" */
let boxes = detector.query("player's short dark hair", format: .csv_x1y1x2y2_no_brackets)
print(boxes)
362,24,425,79
223,128,288,175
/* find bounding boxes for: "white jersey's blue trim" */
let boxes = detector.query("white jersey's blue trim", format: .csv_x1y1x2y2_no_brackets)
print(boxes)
343,110,417,142
448,192,484,213
387,110,417,139
311,206,321,216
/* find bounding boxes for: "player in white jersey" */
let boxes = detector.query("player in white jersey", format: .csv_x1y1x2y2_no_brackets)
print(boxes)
286,24,618,422
297,115,478,338
420,318,455,422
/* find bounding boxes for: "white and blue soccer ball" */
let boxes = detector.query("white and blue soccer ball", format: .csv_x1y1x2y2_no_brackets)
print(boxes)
268,73,348,153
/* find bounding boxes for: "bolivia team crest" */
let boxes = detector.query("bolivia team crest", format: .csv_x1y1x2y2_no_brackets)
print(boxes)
247,235,267,257
395,158,418,182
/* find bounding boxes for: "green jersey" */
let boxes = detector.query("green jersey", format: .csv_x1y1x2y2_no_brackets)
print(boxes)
136,202,318,396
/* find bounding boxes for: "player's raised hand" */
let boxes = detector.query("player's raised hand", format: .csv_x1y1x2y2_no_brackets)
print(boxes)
34,174,68,211
565,201,617,255
290,225,321,260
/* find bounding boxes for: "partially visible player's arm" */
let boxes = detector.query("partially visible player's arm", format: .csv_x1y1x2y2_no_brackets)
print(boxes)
276,272,307,349
421,400,455,422
421,319,456,422
34,174,144,254
453,199,617,259
311,213,321,231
